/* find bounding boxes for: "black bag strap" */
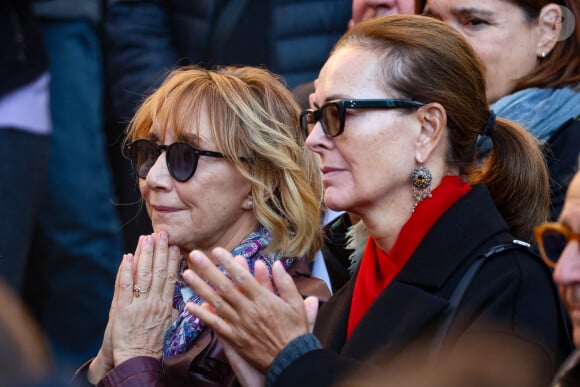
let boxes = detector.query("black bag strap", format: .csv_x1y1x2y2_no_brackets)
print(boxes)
429,239,532,362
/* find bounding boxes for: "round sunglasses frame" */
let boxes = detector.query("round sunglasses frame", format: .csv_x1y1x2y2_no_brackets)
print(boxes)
533,222,580,269
123,139,226,182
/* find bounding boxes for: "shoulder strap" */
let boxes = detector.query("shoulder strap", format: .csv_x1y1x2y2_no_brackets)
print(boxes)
429,239,531,362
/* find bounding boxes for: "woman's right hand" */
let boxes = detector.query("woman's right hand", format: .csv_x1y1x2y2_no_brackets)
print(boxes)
87,251,133,384
87,233,180,383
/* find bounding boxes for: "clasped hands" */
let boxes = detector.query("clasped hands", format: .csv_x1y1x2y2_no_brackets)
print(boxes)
88,232,180,384
182,247,320,380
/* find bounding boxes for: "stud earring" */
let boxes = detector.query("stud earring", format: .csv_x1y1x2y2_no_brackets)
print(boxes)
539,51,547,59
245,199,253,209
411,165,432,212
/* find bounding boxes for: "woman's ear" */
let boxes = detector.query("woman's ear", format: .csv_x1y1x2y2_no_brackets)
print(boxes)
536,4,563,58
415,102,447,162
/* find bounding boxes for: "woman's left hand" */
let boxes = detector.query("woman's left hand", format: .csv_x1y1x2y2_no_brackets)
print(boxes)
111,232,181,365
182,247,316,372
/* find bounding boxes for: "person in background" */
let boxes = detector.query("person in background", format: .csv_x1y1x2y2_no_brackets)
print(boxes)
75,65,324,386
292,0,417,109
0,1,50,300
103,0,351,254
19,0,124,372
418,0,580,221
182,15,572,387
534,158,580,387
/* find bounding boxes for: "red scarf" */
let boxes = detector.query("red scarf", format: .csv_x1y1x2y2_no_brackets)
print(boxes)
347,176,471,338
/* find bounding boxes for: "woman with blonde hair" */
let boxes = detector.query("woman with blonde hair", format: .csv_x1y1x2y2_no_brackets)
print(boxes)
76,65,324,385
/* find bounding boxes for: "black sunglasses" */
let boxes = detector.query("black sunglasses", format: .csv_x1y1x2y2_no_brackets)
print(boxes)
534,222,580,268
300,99,426,138
123,139,227,182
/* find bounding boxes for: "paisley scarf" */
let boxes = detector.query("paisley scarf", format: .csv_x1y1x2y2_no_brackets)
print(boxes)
163,224,294,357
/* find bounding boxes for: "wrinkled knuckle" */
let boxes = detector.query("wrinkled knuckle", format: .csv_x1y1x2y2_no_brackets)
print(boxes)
235,270,251,284
154,266,168,279
166,270,178,283
139,270,153,282
120,280,133,292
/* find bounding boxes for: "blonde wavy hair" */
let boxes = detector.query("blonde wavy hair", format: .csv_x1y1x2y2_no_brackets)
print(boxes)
125,65,323,260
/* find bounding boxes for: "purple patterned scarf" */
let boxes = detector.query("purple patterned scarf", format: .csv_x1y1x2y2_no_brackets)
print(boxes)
163,224,295,357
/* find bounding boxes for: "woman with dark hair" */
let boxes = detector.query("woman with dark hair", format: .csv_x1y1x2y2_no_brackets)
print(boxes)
418,0,580,220
181,15,572,387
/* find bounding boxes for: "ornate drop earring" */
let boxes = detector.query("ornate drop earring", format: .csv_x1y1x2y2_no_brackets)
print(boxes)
411,165,432,212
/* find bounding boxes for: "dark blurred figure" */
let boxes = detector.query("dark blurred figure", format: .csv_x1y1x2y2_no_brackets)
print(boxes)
534,162,580,387
0,0,50,297
103,0,352,253
20,0,122,374
0,278,78,386
292,0,417,109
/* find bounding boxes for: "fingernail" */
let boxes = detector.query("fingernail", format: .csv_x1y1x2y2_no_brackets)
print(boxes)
182,269,193,282
214,248,228,261
273,260,285,274
146,235,153,245
189,250,202,264
160,231,168,241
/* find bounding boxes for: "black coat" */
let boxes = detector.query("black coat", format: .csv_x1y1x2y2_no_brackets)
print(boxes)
0,0,47,97
545,116,580,221
274,185,573,387
104,0,351,122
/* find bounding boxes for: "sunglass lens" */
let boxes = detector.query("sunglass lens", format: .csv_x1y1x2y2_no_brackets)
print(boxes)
541,229,568,265
167,143,197,182
322,104,341,137
131,140,158,179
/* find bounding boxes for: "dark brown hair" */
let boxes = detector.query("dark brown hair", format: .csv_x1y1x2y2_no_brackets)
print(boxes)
416,0,580,91
335,15,549,241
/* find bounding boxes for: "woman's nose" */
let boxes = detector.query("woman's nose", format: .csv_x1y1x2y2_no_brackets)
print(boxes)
306,121,331,152
145,152,172,188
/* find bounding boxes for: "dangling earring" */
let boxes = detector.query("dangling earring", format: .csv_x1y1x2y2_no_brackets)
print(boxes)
411,165,432,212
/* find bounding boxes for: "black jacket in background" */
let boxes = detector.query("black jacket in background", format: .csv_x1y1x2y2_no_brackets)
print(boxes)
0,0,48,98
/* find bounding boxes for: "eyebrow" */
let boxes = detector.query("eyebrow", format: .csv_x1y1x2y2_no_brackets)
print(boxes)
178,132,203,145
312,95,352,108
451,7,495,18
147,131,160,142
423,6,494,19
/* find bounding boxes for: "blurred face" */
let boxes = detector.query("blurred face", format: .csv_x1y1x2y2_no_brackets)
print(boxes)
423,0,541,103
139,104,256,256
553,173,580,347
351,0,416,25
305,46,420,218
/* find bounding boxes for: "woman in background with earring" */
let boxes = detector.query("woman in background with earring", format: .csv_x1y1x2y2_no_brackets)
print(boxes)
179,15,572,387
74,65,324,386
418,0,580,221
